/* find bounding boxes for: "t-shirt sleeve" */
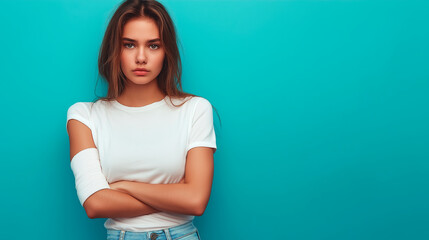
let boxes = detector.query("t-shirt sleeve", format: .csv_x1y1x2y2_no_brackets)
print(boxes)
186,98,217,153
66,102,92,131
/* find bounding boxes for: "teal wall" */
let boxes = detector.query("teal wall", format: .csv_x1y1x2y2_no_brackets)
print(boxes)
0,0,428,239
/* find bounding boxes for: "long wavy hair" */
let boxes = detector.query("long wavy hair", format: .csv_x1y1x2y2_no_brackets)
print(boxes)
92,0,220,127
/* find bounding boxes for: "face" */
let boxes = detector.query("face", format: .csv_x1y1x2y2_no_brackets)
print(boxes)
120,17,165,86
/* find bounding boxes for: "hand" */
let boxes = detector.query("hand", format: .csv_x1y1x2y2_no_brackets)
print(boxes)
109,180,129,193
179,176,186,184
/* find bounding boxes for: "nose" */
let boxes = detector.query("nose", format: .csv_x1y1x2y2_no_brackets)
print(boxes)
136,46,147,64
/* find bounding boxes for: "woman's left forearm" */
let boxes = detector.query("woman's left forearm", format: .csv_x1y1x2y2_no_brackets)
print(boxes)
113,181,202,216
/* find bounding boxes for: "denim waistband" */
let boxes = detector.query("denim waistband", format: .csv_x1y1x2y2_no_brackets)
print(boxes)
106,221,199,240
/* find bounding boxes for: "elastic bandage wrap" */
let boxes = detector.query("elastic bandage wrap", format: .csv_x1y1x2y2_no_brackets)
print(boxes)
70,148,110,206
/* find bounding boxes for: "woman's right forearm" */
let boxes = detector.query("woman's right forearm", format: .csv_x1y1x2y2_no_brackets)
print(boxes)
90,188,160,218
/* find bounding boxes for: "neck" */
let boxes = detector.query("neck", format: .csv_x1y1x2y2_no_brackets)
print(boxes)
116,79,166,107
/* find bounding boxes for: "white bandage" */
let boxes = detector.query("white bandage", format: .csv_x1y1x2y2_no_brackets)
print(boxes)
70,148,110,206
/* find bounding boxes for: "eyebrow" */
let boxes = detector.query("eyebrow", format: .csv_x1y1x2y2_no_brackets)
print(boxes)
122,37,160,43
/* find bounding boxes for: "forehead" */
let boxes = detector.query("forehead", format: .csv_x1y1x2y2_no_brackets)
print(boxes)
122,17,159,40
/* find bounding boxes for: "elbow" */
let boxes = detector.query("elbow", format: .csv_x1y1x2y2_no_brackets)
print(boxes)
87,203,106,219
83,198,99,219
83,205,96,219
193,207,205,216
192,198,208,216
189,188,210,216
82,190,109,219
87,209,97,219
86,204,100,219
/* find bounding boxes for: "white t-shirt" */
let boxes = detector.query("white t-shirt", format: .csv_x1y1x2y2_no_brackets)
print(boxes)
66,95,217,231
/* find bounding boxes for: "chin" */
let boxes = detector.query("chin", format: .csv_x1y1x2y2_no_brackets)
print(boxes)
129,79,155,85
125,76,148,83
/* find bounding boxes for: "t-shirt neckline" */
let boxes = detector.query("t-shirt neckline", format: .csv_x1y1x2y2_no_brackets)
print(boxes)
111,95,168,112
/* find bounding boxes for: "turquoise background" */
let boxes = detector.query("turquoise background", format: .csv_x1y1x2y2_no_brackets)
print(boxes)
0,0,428,239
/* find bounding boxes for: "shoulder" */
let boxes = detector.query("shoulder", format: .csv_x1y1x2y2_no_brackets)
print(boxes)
67,100,107,115
67,102,95,119
184,96,214,121
192,96,213,111
183,96,212,108
165,95,212,109
67,102,94,114
66,101,98,130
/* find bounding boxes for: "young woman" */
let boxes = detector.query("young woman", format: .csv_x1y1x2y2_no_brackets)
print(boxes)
66,0,218,239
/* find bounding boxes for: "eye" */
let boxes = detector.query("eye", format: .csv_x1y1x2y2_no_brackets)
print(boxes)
149,44,160,50
123,43,134,49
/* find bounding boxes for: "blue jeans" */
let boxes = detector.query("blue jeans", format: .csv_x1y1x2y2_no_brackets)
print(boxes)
106,221,201,240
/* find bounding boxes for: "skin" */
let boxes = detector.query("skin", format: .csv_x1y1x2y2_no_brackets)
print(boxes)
116,16,166,107
67,16,215,219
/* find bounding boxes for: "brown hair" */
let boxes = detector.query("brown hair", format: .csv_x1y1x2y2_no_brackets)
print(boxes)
92,0,221,126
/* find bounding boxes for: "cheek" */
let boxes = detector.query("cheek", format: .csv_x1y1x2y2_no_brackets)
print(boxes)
120,53,125,65
120,53,131,68
121,51,132,64
155,52,165,67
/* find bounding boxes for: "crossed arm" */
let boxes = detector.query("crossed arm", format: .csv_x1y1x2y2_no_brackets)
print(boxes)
88,146,214,218
67,119,214,219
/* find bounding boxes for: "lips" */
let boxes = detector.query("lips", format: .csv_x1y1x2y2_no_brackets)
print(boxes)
133,68,149,72
133,70,149,76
